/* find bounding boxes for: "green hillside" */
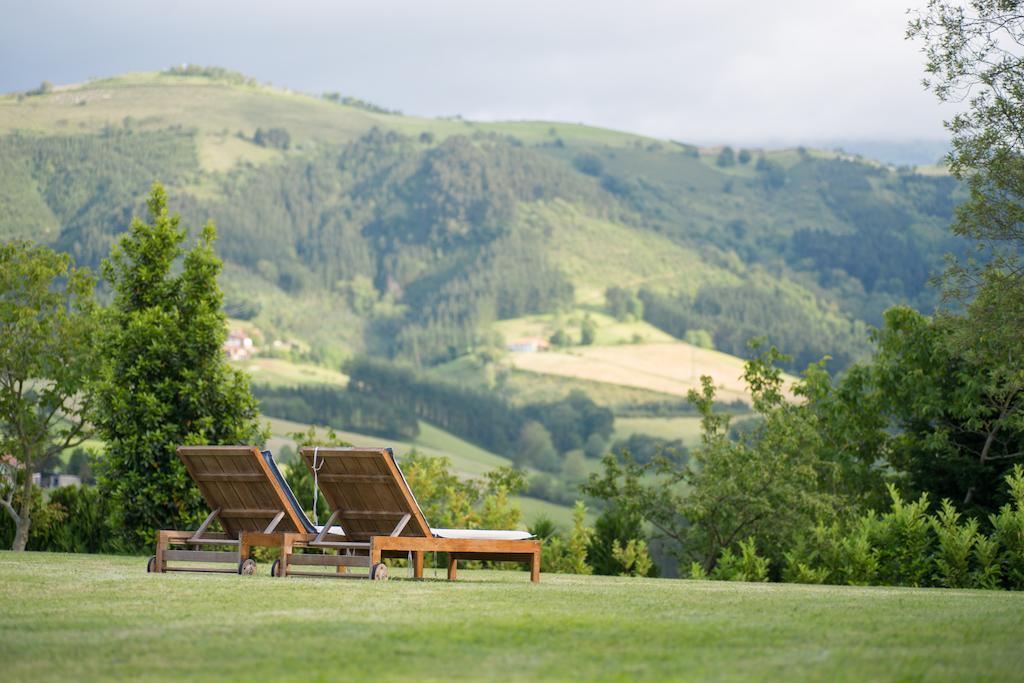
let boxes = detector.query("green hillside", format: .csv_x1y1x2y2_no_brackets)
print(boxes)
0,68,968,490
0,68,964,371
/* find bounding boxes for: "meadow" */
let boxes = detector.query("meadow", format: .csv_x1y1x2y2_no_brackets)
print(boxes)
1,551,1021,682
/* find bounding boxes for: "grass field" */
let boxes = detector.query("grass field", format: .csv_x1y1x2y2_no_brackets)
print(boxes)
614,416,706,446
507,342,791,406
2,552,1021,682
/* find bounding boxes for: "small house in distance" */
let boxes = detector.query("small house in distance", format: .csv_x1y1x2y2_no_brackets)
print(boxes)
507,336,551,353
224,329,256,360
34,472,82,488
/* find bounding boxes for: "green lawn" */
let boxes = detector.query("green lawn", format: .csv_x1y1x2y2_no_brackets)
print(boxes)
2,552,1021,682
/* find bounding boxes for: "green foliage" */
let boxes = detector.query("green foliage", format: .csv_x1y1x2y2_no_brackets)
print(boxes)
609,433,686,465
711,538,770,582
573,152,605,177
990,465,1024,590
400,451,524,530
579,314,597,345
282,425,346,521
94,184,267,548
12,485,123,554
0,480,67,550
162,64,258,85
604,286,643,321
522,389,614,456
321,92,400,114
516,421,559,471
611,538,654,577
871,486,934,586
639,278,871,371
252,127,290,150
543,501,594,574
683,329,713,349
549,328,570,347
0,241,101,549
588,503,656,576
908,7,1024,509
342,357,614,465
932,499,979,588
775,468,1024,590
869,306,1024,517
253,383,420,440
715,147,736,167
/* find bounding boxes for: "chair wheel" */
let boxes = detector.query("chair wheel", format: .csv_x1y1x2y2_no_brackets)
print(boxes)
270,559,281,577
371,563,389,581
238,558,257,575
146,555,157,573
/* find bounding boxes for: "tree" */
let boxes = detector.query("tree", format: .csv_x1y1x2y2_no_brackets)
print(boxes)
585,343,841,574
716,146,736,167
908,2,1023,378
868,306,1024,516
580,314,597,345
738,149,753,164
515,420,559,471
905,2,1024,503
588,503,654,576
0,242,101,550
94,184,267,547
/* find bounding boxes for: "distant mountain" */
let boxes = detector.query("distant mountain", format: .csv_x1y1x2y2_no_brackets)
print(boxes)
0,69,966,374
811,139,950,168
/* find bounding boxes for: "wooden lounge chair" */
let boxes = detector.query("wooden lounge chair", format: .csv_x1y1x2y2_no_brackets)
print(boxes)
275,447,541,582
148,446,313,575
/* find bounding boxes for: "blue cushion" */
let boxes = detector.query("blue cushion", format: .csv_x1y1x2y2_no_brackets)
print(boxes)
261,450,316,533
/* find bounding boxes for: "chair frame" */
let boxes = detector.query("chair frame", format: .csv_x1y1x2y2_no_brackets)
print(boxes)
276,447,541,582
150,446,309,575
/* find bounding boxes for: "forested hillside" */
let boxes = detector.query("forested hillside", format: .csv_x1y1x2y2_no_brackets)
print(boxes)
0,68,965,371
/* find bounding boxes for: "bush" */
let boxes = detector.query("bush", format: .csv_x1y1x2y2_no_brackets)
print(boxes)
542,501,593,574
573,153,605,177
0,484,122,554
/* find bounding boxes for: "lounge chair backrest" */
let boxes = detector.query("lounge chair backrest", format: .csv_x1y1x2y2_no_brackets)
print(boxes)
299,447,432,541
177,446,309,536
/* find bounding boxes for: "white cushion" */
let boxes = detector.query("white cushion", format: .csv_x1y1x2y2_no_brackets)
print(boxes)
431,528,534,541
314,525,346,536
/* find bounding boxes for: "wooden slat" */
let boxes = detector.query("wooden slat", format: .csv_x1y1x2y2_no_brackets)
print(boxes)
449,552,535,562
307,541,370,549
371,536,541,554
317,474,393,483
173,538,240,547
193,473,267,483
163,550,240,563
176,445,308,537
220,508,283,518
342,510,409,519
285,571,370,579
287,554,371,568
163,567,239,574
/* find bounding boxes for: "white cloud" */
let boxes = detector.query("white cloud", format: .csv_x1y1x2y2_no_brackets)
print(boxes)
0,0,953,144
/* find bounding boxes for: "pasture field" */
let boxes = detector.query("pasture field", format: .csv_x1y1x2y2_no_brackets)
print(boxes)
614,415,706,446
507,342,780,405
237,357,349,387
1,552,1021,682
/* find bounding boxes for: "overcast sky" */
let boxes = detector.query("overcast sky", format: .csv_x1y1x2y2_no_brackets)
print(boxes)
0,0,953,146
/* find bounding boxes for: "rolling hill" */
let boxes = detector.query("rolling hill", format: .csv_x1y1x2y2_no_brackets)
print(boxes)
1,67,966,489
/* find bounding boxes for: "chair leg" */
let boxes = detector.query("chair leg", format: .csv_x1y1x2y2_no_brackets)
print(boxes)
447,555,458,581
154,531,168,573
280,535,294,577
530,550,541,584
413,551,424,579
